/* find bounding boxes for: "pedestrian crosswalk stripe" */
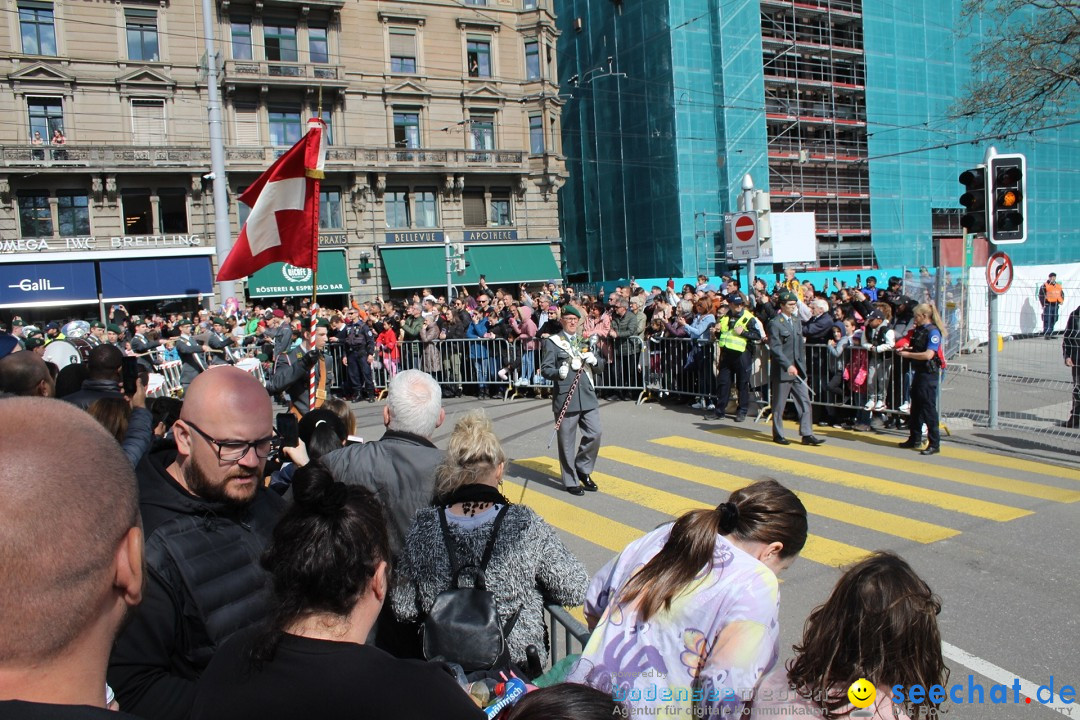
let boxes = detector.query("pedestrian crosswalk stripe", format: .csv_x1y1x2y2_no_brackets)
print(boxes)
804,426,1080,484
501,479,642,554
599,447,959,544
706,426,1080,504
653,436,1031,522
515,458,868,567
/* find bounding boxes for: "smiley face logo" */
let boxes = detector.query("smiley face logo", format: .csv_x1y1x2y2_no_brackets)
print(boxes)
848,678,876,709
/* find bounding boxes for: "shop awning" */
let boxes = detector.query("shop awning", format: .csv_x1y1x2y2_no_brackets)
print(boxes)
0,261,99,308
380,243,559,290
247,250,350,298
100,257,214,302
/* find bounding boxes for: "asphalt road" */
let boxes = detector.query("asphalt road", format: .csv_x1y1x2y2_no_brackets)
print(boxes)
342,393,1080,719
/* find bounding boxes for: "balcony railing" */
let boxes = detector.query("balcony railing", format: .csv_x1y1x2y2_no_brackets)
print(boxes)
227,146,526,169
222,59,347,84
1,145,211,168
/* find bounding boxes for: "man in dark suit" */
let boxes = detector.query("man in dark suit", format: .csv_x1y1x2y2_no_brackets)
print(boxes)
540,304,604,495
767,291,825,446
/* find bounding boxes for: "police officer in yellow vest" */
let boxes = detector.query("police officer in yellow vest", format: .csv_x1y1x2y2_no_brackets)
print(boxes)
712,293,762,422
1039,272,1065,338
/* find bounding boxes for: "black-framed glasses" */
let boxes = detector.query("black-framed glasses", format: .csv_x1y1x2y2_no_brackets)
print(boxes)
183,420,273,462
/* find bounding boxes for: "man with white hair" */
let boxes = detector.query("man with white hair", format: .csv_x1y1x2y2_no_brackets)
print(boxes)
320,369,445,559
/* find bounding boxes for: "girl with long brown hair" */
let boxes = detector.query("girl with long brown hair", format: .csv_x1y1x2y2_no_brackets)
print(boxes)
751,551,947,719
567,479,807,717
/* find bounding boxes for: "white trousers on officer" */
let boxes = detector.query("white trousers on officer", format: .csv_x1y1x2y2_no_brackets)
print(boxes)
556,408,602,489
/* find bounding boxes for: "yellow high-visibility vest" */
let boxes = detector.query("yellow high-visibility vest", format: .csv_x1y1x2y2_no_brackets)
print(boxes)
717,311,754,353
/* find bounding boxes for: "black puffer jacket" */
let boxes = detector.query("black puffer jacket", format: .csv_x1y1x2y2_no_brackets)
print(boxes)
108,446,285,720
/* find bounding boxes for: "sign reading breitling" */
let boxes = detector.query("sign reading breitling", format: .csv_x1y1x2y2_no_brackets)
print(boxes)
0,234,205,254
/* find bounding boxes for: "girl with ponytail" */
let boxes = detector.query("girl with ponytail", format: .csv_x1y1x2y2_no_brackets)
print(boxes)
567,479,807,718
191,461,484,720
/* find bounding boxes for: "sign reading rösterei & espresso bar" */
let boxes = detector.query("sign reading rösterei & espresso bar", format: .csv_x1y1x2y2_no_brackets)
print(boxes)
464,229,518,242
247,251,351,297
384,231,445,244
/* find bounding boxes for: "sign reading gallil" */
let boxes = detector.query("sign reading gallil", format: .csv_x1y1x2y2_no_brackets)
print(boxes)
246,250,351,297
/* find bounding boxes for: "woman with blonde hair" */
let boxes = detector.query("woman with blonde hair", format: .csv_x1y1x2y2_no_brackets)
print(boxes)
391,410,587,674
896,303,945,455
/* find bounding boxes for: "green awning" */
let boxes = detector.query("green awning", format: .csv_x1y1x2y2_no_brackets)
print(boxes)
380,243,560,290
247,250,351,297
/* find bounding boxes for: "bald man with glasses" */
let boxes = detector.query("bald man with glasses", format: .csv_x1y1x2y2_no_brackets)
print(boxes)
109,367,284,720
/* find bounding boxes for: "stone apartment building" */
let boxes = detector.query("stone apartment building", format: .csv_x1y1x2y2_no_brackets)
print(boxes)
0,0,565,316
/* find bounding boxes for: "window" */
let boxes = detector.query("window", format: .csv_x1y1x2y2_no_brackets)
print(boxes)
125,8,159,62
237,187,252,229
523,0,538,8
320,188,342,230
131,99,166,144
467,38,491,78
268,106,302,146
122,189,152,235
27,97,63,141
385,190,410,228
158,189,188,233
57,192,90,236
265,23,299,75
393,111,420,149
529,114,544,155
389,29,417,73
309,25,328,64
414,189,438,228
465,0,487,4
231,19,252,60
463,190,486,227
469,113,495,158
18,192,52,237
489,189,512,226
19,2,56,56
550,112,559,154
234,104,260,145
525,41,540,80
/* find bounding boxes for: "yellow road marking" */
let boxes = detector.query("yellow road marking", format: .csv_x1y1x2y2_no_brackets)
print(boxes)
653,436,1031,522
707,426,1080,503
502,479,642,554
515,458,868,567
600,446,959,544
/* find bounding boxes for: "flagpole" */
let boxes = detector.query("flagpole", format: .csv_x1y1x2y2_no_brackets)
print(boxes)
307,91,326,412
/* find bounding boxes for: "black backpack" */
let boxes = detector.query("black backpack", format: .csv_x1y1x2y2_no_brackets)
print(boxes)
421,505,520,673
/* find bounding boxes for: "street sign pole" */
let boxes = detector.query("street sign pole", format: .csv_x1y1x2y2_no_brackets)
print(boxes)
742,174,756,291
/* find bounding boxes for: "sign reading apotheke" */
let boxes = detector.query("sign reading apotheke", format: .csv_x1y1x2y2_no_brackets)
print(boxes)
0,234,204,254
464,229,518,242
247,250,351,297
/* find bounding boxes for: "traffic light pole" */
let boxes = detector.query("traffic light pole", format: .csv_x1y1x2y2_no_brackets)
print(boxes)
742,174,756,290
984,146,999,429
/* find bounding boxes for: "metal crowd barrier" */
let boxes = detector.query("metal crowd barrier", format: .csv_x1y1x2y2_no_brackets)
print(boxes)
545,604,591,669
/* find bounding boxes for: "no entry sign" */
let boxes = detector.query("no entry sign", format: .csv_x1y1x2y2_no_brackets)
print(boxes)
986,251,1013,295
726,212,759,260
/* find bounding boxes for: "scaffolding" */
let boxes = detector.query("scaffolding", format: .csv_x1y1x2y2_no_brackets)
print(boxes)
760,0,873,267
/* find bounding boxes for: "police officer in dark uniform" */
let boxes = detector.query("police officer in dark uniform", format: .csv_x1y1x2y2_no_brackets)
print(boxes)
129,317,161,374
345,309,376,401
206,317,235,366
712,294,762,422
897,302,945,456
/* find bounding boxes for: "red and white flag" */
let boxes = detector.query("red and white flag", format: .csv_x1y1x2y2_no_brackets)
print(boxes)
216,118,328,282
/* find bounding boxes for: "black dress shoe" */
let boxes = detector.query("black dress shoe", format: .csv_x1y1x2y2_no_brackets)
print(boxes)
565,485,585,496
773,437,791,445
801,435,826,446
898,439,921,449
734,414,746,423
579,475,598,492
920,446,940,456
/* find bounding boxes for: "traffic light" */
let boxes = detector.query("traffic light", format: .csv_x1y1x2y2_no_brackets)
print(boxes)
958,167,987,235
988,153,1027,244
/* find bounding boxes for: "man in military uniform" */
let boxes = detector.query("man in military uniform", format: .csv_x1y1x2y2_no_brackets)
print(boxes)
767,291,825,447
174,318,205,391
344,308,376,401
713,294,763,422
105,324,124,349
85,320,106,347
540,305,604,496
130,317,161,374
206,317,235,366
265,319,328,417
